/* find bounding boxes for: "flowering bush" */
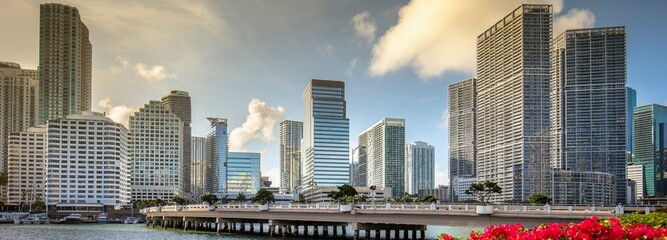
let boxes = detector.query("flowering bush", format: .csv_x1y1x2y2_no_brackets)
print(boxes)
439,216,667,240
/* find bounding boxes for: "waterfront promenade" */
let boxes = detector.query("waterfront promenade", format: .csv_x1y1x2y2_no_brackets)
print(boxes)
142,203,648,239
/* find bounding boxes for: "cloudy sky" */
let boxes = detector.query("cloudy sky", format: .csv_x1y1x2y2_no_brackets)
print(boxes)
2,0,666,187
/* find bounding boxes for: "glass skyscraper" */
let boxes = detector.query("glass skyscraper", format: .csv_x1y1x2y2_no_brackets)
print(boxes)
550,27,627,204
226,152,261,193
627,87,637,155
205,118,228,193
476,5,552,202
301,79,350,188
161,90,192,195
280,120,302,193
405,141,435,195
634,104,667,197
38,3,91,124
448,78,476,201
359,118,406,197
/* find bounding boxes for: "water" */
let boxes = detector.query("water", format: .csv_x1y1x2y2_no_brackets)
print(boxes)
0,224,478,240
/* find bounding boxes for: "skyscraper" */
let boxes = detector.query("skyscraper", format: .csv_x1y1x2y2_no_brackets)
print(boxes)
205,118,228,193
45,112,130,207
191,136,206,196
627,87,637,155
129,101,183,201
0,62,39,172
226,152,261,193
38,3,91,124
301,79,350,188
358,118,405,197
405,141,435,195
6,126,46,205
280,120,302,193
634,104,667,197
448,78,476,201
161,90,192,195
550,27,627,204
476,5,552,201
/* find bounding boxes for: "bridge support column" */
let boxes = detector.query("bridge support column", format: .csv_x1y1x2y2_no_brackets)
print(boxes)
269,225,274,237
353,229,359,240
323,225,329,237
184,219,189,232
282,225,287,237
194,221,198,231
375,229,380,239
404,229,409,239
365,229,370,239
412,229,417,239
314,225,319,238
420,229,425,240
173,219,177,229
259,222,264,234
216,218,221,234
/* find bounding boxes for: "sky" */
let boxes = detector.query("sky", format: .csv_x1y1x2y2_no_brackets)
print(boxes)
2,0,666,187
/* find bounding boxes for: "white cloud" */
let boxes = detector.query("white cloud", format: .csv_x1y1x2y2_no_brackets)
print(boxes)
97,98,137,128
553,8,596,37
344,58,358,77
135,63,177,81
316,43,334,55
439,109,449,130
435,164,449,186
369,0,573,79
229,99,285,151
108,56,130,74
350,11,377,45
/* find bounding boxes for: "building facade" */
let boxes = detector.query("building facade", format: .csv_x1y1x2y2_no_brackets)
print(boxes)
359,118,405,197
476,4,553,202
550,27,627,204
627,87,637,156
205,118,228,193
38,3,91,124
633,104,667,197
190,136,206,196
627,163,643,202
161,90,192,195
550,171,615,205
6,127,47,205
45,112,130,207
129,101,183,201
226,152,261,194
405,141,435,195
0,62,39,172
451,177,477,201
418,185,449,203
301,79,350,189
280,120,302,193
448,78,476,200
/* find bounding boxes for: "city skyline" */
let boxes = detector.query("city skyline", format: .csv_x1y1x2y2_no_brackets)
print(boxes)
2,0,666,187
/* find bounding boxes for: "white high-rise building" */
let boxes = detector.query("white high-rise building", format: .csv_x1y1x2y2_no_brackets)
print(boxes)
405,141,435,195
280,120,302,193
0,62,39,173
359,118,405,197
130,101,183,201
476,4,552,202
6,126,47,205
448,78,476,201
45,112,130,207
161,90,192,195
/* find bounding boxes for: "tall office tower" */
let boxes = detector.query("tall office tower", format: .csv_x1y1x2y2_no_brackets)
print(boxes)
627,87,637,156
280,120,302,193
0,62,39,172
405,141,435,195
634,104,667,197
205,118,228,193
191,136,206,196
476,5,552,202
129,101,183,201
351,145,367,187
45,112,130,207
551,27,627,204
161,90,192,195
6,127,47,205
38,3,91,124
301,79,350,188
448,78,476,201
358,118,405,197
226,152,261,193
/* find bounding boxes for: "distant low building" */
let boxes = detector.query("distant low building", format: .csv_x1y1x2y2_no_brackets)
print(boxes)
451,177,477,202
418,185,448,203
298,185,392,203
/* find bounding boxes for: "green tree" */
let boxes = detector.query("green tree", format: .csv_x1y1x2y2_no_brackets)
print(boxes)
465,181,502,205
237,193,247,203
219,195,230,204
31,195,46,212
422,195,438,203
328,184,358,204
252,189,276,204
172,195,186,205
0,172,8,186
200,193,219,205
528,193,552,205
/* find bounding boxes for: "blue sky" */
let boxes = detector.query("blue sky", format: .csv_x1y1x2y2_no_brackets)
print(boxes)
1,0,666,186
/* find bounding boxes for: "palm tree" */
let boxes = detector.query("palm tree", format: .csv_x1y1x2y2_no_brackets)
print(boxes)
237,193,247,203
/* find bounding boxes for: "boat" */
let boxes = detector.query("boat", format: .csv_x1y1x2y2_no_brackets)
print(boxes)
123,217,138,224
64,214,83,224
98,213,107,224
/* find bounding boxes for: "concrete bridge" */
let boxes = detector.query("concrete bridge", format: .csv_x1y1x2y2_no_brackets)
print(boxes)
142,203,651,239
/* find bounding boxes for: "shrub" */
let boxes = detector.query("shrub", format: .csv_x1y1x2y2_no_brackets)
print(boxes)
620,212,667,228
